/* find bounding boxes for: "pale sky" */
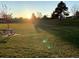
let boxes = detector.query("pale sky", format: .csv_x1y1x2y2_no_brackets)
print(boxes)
0,1,79,18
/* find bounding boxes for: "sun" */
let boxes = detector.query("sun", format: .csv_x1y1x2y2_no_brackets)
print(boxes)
16,10,32,19
26,14,32,19
26,12,38,20
16,10,38,20
21,12,32,19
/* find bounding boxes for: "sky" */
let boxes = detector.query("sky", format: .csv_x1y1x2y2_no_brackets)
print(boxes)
0,1,79,19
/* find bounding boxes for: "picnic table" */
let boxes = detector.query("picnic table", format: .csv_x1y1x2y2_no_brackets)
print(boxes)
0,28,15,36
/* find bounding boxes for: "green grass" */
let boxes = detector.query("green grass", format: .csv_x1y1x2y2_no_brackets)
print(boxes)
0,23,79,57
42,26,79,47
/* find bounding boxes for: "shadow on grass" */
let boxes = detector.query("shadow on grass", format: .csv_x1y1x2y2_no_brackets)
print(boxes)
37,23,79,48
0,36,11,43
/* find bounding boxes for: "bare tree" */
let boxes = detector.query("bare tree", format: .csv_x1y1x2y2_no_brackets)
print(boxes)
71,4,79,17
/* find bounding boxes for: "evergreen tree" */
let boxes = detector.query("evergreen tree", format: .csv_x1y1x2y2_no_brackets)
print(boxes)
52,1,69,20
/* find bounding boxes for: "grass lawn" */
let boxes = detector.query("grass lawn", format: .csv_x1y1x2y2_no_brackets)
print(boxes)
0,23,79,57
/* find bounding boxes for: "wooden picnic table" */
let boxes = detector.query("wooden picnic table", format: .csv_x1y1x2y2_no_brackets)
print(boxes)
0,28,15,36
